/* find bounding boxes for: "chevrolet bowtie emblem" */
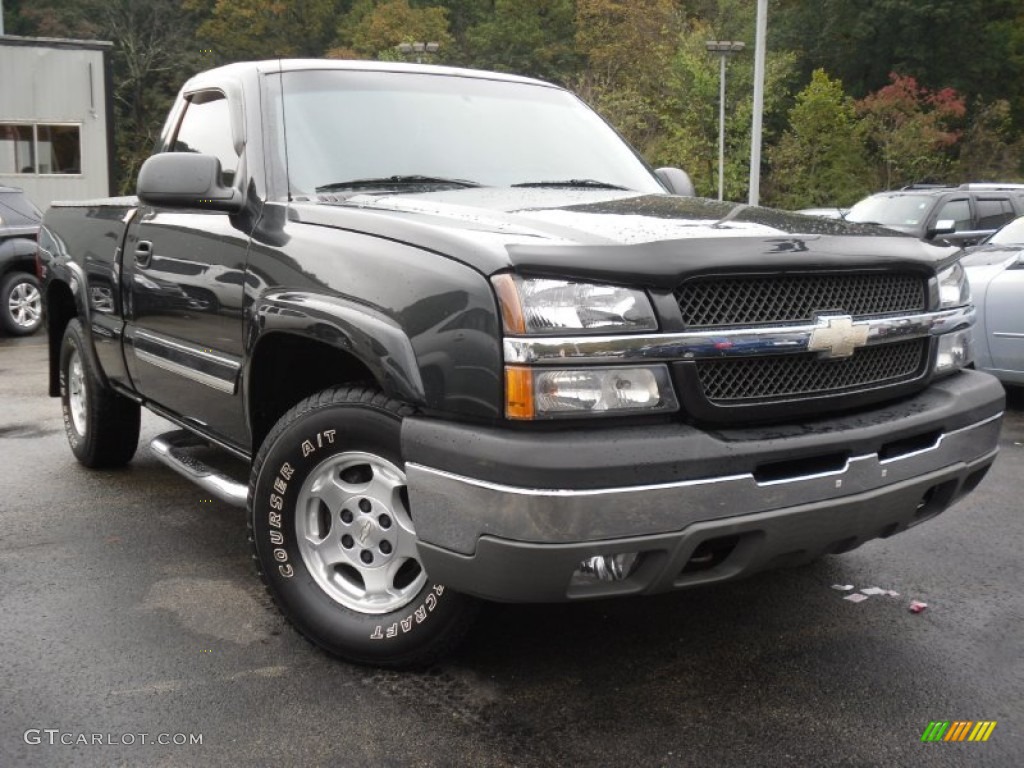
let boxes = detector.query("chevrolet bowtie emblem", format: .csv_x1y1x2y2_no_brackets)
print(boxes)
807,315,870,359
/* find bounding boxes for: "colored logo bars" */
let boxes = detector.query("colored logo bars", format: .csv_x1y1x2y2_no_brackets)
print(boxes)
921,721,997,742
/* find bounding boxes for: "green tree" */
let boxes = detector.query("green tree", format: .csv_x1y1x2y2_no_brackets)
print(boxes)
767,70,872,208
572,0,680,151
856,72,966,188
461,0,578,82
955,100,1024,182
649,18,795,201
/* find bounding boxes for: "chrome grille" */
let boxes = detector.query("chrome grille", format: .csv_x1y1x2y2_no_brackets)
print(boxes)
696,339,927,403
675,273,926,328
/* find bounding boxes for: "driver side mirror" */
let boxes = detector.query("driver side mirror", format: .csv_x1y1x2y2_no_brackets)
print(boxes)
928,219,957,239
655,167,696,197
137,153,244,213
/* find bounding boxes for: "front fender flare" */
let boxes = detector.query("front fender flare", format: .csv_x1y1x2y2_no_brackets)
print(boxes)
248,291,426,405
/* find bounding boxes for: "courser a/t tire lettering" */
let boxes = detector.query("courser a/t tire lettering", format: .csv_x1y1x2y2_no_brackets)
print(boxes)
249,386,478,667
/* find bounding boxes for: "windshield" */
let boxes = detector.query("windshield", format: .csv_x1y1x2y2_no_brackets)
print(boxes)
987,215,1024,245
267,69,664,197
846,194,934,227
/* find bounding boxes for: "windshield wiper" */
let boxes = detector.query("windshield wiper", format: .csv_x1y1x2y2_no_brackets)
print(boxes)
511,179,629,190
316,175,481,192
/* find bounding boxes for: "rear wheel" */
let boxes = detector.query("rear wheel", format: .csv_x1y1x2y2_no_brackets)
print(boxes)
250,386,478,667
0,272,43,336
59,319,141,467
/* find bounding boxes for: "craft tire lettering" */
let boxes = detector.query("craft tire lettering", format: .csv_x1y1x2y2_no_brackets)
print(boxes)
59,318,141,468
249,385,478,668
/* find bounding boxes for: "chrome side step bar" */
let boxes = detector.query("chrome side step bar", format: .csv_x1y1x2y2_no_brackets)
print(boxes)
150,430,249,508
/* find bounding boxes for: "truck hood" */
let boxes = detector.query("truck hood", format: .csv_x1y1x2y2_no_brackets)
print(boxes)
289,188,959,286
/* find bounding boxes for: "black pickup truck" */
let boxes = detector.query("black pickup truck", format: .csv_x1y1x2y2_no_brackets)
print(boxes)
40,60,1004,667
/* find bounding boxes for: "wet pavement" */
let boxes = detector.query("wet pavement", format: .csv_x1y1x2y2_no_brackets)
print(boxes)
1,335,1022,767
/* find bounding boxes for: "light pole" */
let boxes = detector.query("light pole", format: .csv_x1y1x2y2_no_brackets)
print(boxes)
396,41,440,64
705,41,745,202
748,0,768,206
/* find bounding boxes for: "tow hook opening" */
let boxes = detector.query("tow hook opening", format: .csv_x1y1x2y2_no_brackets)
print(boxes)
681,535,741,574
911,479,958,524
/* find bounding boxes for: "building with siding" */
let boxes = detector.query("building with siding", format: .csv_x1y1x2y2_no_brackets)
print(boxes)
0,35,114,210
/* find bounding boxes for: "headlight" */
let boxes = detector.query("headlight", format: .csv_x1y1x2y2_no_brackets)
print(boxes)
505,365,679,419
492,274,657,335
937,262,971,308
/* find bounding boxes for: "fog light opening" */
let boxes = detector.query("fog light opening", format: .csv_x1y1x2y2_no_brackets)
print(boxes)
574,552,641,583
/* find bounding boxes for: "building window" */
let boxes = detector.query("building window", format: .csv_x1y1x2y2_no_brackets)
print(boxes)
0,124,35,174
0,123,81,175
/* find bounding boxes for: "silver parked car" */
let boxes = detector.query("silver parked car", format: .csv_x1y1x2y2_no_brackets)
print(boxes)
962,215,1024,386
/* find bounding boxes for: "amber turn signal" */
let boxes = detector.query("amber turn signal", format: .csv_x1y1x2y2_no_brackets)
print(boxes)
504,366,535,420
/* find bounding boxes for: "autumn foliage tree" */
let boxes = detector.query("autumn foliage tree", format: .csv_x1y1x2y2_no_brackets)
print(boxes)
186,0,346,60
856,73,966,189
332,0,452,60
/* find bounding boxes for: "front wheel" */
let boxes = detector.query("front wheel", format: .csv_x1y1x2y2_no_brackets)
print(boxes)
249,386,478,667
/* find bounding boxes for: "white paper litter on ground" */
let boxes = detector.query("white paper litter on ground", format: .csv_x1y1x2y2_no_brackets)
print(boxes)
844,593,869,603
860,587,887,595
831,584,855,591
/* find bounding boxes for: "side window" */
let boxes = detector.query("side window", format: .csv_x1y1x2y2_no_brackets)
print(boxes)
975,198,1015,230
171,92,238,186
935,199,971,231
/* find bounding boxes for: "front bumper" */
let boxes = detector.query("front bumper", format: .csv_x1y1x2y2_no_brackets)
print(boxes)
402,370,1005,602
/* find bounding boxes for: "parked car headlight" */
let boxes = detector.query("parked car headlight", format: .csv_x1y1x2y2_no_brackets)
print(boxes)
492,274,657,335
937,262,971,308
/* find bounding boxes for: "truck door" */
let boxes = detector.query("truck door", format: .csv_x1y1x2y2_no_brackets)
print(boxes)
122,90,252,448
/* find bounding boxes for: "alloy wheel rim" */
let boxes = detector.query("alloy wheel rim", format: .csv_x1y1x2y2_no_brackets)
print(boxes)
68,349,87,435
9,281,41,329
295,451,426,614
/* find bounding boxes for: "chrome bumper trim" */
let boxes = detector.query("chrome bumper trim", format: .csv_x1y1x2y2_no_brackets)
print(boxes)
406,411,1001,555
503,305,974,365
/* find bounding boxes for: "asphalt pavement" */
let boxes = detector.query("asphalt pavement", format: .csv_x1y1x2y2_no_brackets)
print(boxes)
1,334,1022,767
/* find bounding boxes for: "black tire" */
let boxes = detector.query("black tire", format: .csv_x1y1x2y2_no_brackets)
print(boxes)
59,318,141,468
250,386,478,667
0,271,43,336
